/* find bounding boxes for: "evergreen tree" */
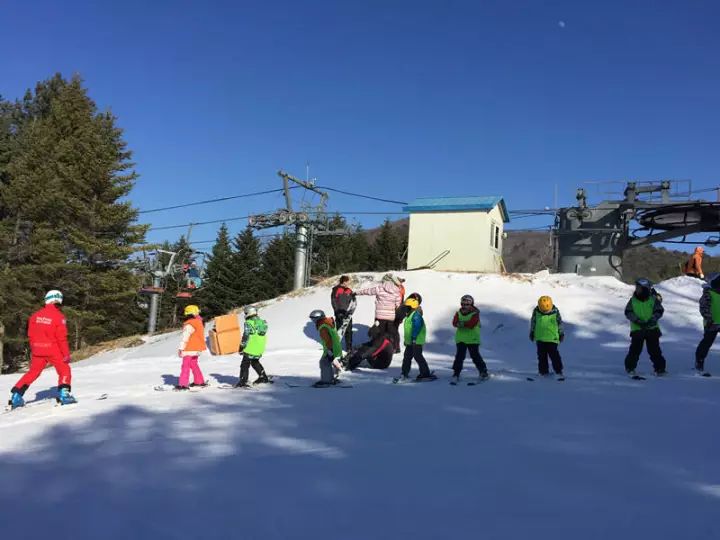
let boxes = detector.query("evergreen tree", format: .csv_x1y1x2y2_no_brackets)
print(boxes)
347,226,371,272
368,220,407,271
0,74,146,371
231,226,263,306
261,234,295,298
196,224,236,318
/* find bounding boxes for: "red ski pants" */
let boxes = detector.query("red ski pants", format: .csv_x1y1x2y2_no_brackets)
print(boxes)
14,355,71,393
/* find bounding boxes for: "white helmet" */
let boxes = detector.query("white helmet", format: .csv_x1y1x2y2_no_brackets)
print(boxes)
44,290,63,305
244,306,258,318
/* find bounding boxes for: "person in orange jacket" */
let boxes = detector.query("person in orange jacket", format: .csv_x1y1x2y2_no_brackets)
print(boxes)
8,290,75,408
175,304,207,390
683,247,705,279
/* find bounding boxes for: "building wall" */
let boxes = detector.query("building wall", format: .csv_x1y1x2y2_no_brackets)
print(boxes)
407,207,505,272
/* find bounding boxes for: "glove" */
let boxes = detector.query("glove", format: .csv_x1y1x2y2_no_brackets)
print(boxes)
559,334,565,343
700,274,705,279
456,321,464,328
177,349,183,358
63,356,71,364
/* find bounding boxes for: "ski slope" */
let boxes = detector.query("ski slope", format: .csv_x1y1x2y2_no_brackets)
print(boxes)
1,271,719,540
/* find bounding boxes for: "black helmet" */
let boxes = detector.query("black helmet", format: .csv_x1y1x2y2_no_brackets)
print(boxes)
461,294,474,306
408,292,422,304
635,278,652,289
309,309,325,321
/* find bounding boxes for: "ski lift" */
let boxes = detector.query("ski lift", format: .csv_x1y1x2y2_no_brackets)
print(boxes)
175,250,208,298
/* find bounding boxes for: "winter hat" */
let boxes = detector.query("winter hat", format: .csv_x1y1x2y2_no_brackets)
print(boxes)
44,290,63,305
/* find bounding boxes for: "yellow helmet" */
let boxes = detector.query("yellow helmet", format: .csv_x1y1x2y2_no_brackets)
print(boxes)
183,304,200,317
537,296,553,313
404,298,419,310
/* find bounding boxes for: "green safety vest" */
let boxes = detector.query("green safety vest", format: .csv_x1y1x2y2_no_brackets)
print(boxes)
710,290,720,325
631,296,659,332
533,310,560,344
244,317,268,357
455,310,481,345
403,310,427,346
319,323,342,358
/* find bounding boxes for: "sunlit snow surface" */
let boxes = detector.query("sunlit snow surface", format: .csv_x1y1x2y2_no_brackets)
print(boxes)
2,271,718,539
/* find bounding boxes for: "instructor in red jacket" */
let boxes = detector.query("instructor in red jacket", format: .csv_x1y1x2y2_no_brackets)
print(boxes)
7,290,76,409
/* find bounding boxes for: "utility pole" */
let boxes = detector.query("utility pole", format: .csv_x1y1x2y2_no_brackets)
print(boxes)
249,169,345,291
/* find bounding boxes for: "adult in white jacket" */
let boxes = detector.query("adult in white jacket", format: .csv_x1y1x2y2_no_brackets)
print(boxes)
356,273,403,351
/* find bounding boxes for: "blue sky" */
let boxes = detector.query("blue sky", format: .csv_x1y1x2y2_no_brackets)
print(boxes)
2,0,719,248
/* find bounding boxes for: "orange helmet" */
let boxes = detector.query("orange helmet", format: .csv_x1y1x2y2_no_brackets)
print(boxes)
537,296,553,313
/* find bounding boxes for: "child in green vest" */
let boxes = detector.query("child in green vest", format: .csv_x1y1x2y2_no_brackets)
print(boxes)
695,274,720,375
234,306,271,388
309,309,344,387
396,295,435,382
451,295,488,383
624,278,667,376
530,296,565,379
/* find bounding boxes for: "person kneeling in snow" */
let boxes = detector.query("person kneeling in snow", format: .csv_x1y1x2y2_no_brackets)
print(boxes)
343,324,395,371
235,306,271,388
397,295,435,382
530,296,565,378
624,278,667,376
451,294,488,383
309,310,344,387
176,305,207,390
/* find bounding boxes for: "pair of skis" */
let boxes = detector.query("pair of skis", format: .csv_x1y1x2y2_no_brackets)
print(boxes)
3,393,108,414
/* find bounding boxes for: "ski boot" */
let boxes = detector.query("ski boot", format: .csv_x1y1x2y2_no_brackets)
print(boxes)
234,379,252,389
312,380,333,388
450,374,460,385
189,382,208,388
654,369,668,377
393,374,411,384
695,360,705,372
57,387,77,405
8,391,25,410
415,372,437,382
253,374,272,385
479,371,490,381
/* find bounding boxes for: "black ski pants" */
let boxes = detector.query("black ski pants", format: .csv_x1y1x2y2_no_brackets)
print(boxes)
452,343,487,376
625,329,666,373
239,354,266,383
402,344,430,378
695,329,718,365
377,319,400,353
536,341,563,375
334,311,353,351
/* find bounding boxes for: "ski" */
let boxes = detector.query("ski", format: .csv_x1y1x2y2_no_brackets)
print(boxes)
153,384,208,392
630,375,646,381
394,373,438,384
3,392,106,414
284,381,352,389
467,374,491,386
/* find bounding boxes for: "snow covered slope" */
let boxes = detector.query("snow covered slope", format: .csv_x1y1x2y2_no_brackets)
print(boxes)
1,271,719,540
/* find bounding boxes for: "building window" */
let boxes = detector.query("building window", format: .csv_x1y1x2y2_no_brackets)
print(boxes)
490,222,500,250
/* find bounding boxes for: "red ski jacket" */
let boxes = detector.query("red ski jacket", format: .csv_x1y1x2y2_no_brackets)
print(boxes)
28,304,70,359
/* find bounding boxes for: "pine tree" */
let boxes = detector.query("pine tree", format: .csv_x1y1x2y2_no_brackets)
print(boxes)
261,234,295,298
231,226,263,306
368,220,406,271
196,224,236,318
0,74,146,370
